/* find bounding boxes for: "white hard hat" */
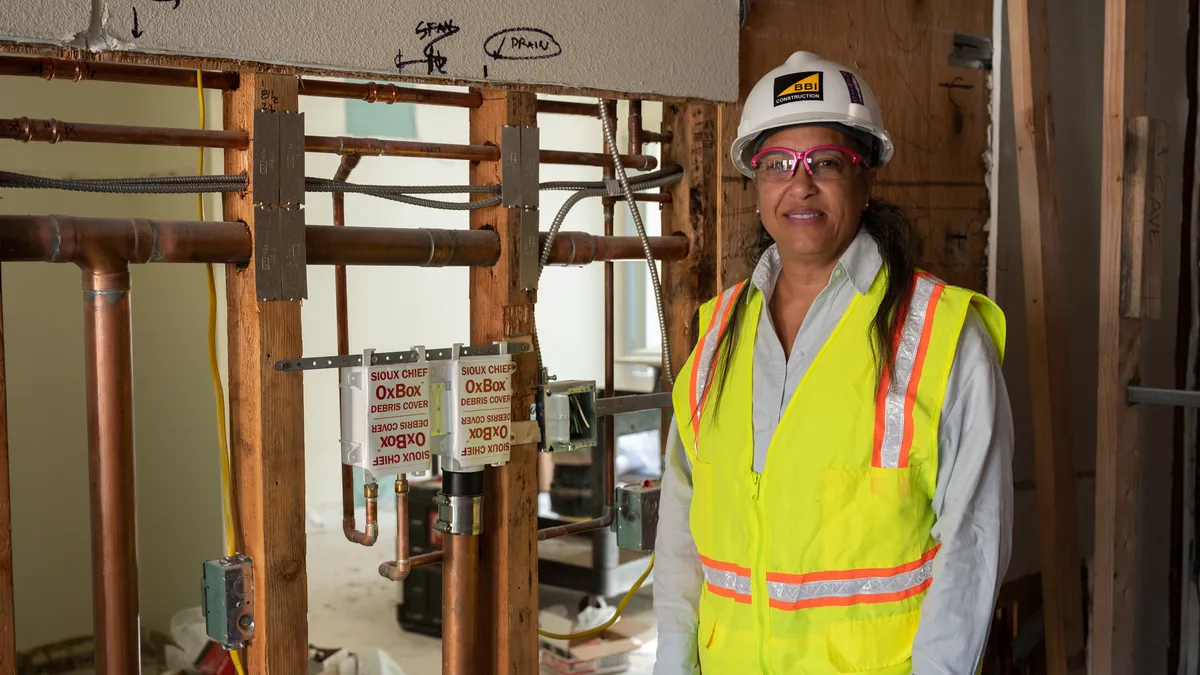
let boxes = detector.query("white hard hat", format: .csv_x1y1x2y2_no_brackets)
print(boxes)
730,51,894,177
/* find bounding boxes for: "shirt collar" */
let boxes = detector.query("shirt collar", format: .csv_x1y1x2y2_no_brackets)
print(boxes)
749,227,882,301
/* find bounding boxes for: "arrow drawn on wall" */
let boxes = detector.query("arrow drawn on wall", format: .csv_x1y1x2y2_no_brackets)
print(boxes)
131,7,143,38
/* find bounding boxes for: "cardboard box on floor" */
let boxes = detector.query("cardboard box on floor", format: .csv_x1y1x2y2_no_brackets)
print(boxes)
537,611,655,675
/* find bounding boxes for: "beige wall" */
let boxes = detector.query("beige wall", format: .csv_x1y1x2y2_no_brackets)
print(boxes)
0,76,226,646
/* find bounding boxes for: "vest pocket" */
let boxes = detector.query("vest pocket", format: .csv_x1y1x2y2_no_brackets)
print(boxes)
825,610,919,673
820,466,930,572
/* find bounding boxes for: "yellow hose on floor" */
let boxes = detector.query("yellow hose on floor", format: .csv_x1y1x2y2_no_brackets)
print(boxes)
196,69,247,675
536,553,655,641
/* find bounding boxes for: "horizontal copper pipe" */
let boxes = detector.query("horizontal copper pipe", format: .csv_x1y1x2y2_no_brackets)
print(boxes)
537,513,613,541
0,55,239,90
307,135,655,168
0,216,250,265
0,216,688,267
2,117,248,149
541,232,688,265
305,226,500,267
304,135,497,162
602,193,672,205
298,78,481,108
536,99,601,117
539,149,657,171
3,118,656,168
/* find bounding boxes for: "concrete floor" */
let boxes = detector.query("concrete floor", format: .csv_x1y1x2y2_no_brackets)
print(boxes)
306,503,659,675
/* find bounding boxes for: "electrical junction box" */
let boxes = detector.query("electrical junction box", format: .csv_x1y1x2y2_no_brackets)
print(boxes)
538,380,598,453
615,480,661,552
201,553,254,650
340,347,433,480
429,344,516,472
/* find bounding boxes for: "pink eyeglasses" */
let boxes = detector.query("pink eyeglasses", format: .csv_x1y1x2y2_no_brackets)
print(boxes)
749,145,866,182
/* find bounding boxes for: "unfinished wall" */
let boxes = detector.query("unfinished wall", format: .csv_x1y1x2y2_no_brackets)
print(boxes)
0,0,739,101
994,0,1190,669
0,75,226,648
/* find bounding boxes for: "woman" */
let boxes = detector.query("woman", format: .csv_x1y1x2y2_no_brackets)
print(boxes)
652,52,1014,675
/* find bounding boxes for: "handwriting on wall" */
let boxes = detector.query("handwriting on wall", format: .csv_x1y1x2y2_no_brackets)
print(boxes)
392,20,562,79
130,0,183,39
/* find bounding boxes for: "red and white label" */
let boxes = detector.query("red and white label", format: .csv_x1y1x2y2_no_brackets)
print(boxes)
367,364,432,475
455,357,513,464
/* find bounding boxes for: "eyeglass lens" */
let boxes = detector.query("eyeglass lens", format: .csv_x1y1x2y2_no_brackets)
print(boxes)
754,148,859,182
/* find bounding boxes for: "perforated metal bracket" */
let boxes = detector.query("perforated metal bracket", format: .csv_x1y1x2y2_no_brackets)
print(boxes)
273,340,532,372
501,125,541,291
252,108,307,301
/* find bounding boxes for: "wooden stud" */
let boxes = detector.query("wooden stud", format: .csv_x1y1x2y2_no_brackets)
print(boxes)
1121,116,1168,319
223,72,308,675
468,87,539,675
661,101,720,379
1095,0,1148,671
1007,0,1087,671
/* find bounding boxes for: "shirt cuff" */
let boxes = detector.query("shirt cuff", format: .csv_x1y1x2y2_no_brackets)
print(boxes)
653,630,699,675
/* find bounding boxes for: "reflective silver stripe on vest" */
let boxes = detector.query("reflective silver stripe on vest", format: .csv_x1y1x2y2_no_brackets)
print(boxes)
691,284,743,419
876,274,939,469
702,560,752,598
766,555,935,607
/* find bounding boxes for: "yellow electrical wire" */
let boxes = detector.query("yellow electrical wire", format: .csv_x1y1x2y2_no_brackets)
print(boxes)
197,69,247,675
537,553,655,641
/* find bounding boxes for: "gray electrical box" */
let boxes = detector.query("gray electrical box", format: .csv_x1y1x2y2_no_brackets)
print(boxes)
615,481,661,552
201,553,255,650
539,380,598,453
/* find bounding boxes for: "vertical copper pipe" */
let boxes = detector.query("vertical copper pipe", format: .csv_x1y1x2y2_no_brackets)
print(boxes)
377,475,413,581
628,100,643,156
332,154,378,546
83,262,140,675
0,265,15,671
602,102,617,511
443,533,479,674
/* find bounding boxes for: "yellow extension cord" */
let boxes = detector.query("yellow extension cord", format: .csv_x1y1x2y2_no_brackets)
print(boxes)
536,553,655,641
196,70,248,675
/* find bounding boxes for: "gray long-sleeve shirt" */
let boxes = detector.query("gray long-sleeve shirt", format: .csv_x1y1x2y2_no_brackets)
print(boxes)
652,230,1014,675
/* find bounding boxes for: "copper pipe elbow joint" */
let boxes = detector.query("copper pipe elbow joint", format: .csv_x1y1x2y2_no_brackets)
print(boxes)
344,482,379,546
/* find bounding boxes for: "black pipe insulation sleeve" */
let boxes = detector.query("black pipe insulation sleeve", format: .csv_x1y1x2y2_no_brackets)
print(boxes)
443,469,484,497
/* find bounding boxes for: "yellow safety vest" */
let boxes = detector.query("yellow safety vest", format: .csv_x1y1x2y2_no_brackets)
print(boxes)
671,270,1005,674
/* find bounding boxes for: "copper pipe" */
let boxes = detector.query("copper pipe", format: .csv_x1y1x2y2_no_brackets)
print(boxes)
628,100,643,155
0,266,15,671
537,512,614,541
443,532,479,675
0,55,239,90
0,216,250,264
1,118,656,168
306,226,500,266
536,99,601,117
305,135,498,162
378,475,415,581
641,130,673,144
539,148,657,171
330,154,378,547
307,134,656,169
83,260,139,675
602,193,672,205
0,216,686,267
540,232,688,265
298,79,482,108
602,104,617,514
1,118,248,149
